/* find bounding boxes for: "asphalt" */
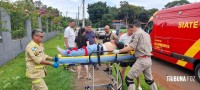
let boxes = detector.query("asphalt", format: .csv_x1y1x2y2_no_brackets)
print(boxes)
152,57,200,90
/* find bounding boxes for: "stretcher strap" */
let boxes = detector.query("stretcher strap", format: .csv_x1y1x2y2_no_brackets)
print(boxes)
97,44,101,66
83,46,88,56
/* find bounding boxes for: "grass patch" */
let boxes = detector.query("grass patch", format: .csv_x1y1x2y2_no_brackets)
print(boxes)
112,64,163,90
0,35,74,90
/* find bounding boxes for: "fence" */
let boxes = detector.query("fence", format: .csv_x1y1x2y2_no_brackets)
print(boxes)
0,8,57,66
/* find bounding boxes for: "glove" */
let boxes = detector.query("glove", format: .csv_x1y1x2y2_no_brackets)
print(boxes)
52,56,58,62
113,50,120,54
52,61,59,68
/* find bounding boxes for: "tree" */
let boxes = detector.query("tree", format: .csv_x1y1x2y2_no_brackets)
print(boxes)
117,1,146,24
138,12,149,22
87,1,109,27
102,14,114,27
61,17,72,28
147,8,158,16
108,6,118,20
165,0,190,8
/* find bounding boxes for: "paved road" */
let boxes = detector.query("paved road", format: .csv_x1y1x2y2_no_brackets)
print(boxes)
152,57,200,90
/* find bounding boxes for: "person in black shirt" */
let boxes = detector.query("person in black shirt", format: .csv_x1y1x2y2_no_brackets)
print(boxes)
75,28,90,79
75,28,89,49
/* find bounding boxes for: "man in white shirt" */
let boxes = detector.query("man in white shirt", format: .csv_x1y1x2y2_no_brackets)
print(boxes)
64,20,76,72
64,20,76,49
119,25,142,90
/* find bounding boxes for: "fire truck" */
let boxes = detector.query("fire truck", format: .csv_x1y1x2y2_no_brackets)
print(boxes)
144,2,200,82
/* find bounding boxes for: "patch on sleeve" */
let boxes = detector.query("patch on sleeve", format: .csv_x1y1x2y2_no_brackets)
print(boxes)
130,36,134,43
32,47,37,51
34,52,39,56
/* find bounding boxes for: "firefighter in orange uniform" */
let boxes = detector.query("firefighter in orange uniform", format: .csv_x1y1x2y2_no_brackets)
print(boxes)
25,30,59,90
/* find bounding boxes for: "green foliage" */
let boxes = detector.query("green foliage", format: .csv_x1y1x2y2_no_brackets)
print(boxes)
138,12,149,22
102,14,114,27
118,1,146,23
0,0,64,39
61,17,72,28
48,19,52,32
88,1,158,28
147,8,158,17
88,1,109,27
0,20,8,32
41,16,47,32
10,12,27,39
108,6,118,19
30,12,39,30
165,0,190,8
0,1,26,38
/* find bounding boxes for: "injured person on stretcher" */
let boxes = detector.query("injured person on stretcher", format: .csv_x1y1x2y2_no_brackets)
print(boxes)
57,40,125,56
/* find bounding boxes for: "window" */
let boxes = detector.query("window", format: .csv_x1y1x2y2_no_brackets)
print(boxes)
100,28,104,31
144,21,154,34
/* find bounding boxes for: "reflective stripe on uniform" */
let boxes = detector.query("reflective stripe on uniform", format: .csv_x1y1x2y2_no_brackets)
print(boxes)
32,78,42,84
26,72,30,78
35,65,45,69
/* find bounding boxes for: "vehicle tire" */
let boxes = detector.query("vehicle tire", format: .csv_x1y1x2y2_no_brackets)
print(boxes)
195,63,200,83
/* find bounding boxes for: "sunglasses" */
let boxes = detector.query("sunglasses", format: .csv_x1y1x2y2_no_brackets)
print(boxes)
39,36,43,38
35,35,43,38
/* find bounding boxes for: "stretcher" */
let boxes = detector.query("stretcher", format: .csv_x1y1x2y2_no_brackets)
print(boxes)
58,51,135,65
56,51,135,90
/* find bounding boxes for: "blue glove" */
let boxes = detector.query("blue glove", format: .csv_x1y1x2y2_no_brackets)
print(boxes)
52,61,59,68
52,56,59,62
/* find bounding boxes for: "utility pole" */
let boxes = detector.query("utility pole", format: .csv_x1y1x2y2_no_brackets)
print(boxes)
82,0,85,27
66,11,68,17
78,6,80,27
76,12,78,26
126,13,128,28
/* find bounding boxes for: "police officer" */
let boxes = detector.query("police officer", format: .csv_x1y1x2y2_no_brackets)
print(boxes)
103,25,119,43
113,21,157,90
103,25,119,72
25,30,59,90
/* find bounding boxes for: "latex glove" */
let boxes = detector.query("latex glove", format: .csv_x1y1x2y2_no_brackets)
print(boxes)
113,50,120,54
52,61,59,68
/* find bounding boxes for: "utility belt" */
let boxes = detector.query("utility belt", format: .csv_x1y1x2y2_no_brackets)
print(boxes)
97,44,104,55
136,55,151,59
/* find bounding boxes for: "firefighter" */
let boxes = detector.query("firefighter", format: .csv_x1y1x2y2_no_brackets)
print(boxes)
113,21,157,90
25,30,59,90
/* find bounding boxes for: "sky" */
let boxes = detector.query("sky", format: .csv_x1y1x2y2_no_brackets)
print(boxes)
11,0,200,19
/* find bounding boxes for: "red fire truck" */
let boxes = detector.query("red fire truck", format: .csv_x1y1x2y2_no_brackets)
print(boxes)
144,2,200,82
